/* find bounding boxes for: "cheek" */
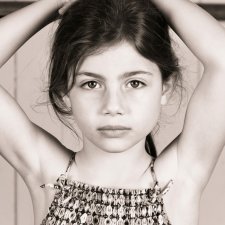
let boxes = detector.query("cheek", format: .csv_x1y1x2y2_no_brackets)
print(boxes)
140,97,161,121
70,96,88,122
70,94,99,132
131,87,162,125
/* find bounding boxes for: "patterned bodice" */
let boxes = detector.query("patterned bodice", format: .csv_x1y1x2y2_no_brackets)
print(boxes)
40,152,173,225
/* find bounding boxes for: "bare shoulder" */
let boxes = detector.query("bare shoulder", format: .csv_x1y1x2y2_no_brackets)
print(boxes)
154,135,202,225
154,135,179,188
27,125,74,187
154,134,202,188
20,125,76,223
0,84,74,191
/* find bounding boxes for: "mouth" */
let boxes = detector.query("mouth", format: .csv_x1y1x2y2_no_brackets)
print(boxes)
97,125,131,131
97,126,131,138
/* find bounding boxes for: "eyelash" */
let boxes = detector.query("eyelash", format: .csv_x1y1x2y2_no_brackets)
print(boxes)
81,81,101,89
81,80,146,89
127,80,146,88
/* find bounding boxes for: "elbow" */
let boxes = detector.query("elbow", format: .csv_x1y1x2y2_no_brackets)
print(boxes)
203,63,225,79
203,57,225,72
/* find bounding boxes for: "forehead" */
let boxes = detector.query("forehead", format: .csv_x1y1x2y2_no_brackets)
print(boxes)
77,42,160,77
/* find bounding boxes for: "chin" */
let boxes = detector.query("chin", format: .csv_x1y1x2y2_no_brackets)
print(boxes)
101,147,128,154
94,139,143,154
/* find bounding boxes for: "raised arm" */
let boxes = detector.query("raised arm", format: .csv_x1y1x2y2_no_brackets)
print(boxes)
151,0,225,69
152,0,225,189
0,0,66,66
0,0,69,182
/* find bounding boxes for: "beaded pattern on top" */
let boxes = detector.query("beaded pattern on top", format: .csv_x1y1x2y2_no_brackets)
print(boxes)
40,153,172,225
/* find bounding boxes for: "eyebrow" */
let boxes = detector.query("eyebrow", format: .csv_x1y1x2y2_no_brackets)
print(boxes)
76,71,153,80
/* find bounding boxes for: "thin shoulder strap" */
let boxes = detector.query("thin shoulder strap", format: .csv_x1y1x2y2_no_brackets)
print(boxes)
40,151,76,189
150,157,174,195
64,151,76,177
150,157,158,184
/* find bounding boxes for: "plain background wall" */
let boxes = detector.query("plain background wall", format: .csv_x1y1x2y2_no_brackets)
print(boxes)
0,0,225,225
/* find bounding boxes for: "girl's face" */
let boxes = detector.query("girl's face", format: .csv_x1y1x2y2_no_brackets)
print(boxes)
69,42,166,153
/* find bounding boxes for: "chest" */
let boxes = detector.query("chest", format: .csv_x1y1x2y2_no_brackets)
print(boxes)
35,177,174,225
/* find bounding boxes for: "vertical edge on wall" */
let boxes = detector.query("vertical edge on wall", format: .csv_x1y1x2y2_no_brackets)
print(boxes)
13,53,18,225
13,170,18,225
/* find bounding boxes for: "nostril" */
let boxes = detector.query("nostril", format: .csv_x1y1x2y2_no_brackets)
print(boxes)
103,108,124,116
101,89,126,116
102,102,125,116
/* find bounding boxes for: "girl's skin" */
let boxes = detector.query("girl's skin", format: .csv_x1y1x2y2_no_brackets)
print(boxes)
0,0,225,225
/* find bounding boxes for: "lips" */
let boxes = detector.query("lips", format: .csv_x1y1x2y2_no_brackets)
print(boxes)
97,125,131,131
97,125,131,138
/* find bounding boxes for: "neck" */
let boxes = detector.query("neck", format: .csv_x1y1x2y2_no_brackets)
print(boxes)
74,138,153,189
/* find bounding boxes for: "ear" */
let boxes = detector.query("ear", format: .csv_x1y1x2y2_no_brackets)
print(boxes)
63,94,71,107
161,80,173,105
161,95,167,105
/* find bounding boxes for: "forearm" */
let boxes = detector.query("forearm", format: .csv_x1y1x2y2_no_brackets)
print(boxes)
152,0,225,69
0,0,64,67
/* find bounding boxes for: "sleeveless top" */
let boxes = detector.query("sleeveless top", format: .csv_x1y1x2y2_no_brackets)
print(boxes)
40,152,173,225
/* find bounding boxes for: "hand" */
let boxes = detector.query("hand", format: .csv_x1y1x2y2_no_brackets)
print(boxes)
58,0,77,15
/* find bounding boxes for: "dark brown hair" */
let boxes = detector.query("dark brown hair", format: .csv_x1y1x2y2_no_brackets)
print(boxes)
48,0,181,157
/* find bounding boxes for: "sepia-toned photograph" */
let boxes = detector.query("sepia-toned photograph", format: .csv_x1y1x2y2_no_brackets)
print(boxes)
0,0,225,225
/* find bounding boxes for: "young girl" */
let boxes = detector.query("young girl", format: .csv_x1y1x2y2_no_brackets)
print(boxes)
0,0,225,225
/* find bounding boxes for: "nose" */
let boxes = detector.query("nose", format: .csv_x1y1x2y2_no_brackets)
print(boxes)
101,87,126,116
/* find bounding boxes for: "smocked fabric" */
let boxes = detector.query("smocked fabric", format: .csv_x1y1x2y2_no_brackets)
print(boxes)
40,152,172,225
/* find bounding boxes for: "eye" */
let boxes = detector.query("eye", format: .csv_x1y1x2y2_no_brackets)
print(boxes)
127,80,145,89
81,81,101,89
